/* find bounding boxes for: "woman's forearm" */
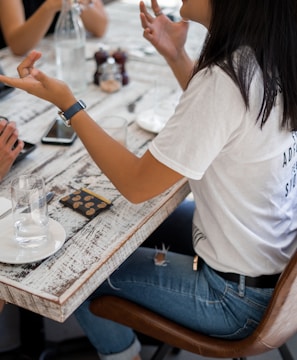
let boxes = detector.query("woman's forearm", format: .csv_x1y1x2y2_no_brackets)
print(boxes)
165,49,194,90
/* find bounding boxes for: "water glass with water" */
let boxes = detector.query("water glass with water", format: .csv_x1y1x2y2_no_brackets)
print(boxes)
11,175,49,248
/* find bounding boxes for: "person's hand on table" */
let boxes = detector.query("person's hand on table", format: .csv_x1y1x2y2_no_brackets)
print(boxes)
0,119,23,181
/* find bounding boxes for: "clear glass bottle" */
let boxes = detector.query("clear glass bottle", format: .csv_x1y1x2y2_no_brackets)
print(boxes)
54,0,86,94
100,57,122,93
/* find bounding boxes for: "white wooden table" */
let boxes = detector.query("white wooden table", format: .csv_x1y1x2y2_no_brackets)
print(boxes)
0,0,205,323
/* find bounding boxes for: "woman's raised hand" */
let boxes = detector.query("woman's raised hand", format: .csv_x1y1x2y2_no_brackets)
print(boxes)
139,0,189,62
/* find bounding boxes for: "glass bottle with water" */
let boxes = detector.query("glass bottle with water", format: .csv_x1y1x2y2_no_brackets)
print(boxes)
54,0,86,94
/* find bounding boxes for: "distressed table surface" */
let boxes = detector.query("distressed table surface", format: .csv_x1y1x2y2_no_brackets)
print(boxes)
0,0,205,322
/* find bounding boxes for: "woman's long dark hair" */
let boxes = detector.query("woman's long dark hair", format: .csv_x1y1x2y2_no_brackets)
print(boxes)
192,0,297,131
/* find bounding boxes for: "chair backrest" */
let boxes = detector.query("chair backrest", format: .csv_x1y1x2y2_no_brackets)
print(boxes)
248,249,297,350
90,249,297,359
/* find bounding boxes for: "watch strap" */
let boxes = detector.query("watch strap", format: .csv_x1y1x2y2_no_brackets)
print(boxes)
59,100,86,127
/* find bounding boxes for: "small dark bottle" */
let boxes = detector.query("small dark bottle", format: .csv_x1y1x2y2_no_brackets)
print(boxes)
112,48,129,86
94,48,109,85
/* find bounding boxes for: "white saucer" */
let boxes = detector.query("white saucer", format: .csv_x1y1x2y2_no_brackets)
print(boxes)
136,107,173,134
0,217,66,264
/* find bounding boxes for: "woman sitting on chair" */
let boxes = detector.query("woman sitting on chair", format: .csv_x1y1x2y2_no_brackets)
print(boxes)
0,0,297,359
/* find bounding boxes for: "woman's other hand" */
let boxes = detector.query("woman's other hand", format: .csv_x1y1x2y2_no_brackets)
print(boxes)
139,0,189,63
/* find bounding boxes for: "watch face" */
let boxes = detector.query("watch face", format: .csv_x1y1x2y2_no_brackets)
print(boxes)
58,112,71,127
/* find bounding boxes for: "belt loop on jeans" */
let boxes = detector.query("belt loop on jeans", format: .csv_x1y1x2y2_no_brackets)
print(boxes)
193,255,199,271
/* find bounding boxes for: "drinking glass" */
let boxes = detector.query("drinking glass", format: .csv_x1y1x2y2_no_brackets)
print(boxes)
11,174,49,248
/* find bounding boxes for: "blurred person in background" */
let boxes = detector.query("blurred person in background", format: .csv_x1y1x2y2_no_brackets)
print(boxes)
0,0,108,56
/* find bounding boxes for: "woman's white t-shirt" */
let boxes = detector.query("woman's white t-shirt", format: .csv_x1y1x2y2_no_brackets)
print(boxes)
149,65,297,276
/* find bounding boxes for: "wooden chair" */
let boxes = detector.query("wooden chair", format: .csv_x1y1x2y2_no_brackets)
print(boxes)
90,250,297,360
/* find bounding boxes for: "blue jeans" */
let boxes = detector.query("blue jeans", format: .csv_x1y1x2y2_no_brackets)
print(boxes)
75,199,274,359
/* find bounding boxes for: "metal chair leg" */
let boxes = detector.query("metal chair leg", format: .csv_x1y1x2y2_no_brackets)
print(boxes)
278,344,294,360
151,344,174,360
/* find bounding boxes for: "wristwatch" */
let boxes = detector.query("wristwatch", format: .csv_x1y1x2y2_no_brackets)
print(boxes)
58,100,87,127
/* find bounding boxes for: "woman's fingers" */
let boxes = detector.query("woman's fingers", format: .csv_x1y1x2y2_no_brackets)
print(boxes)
139,1,154,26
151,0,162,16
0,50,43,89
0,71,39,92
16,50,42,78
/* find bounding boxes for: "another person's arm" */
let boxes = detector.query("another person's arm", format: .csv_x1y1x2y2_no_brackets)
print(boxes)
0,119,23,181
0,0,61,56
0,0,108,56
139,0,194,90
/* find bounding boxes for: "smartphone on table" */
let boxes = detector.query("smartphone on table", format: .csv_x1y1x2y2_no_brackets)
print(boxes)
41,117,76,145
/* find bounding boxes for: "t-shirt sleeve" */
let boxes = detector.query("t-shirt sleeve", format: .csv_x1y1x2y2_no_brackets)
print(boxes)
149,67,246,179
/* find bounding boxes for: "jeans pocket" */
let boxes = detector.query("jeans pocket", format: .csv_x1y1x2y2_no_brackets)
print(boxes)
212,283,273,339
204,262,274,340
